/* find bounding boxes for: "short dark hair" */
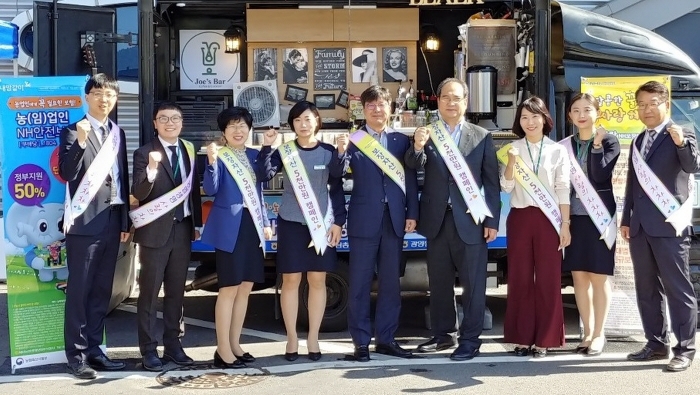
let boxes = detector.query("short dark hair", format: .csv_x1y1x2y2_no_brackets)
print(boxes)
635,80,669,102
360,85,392,107
153,101,183,119
84,73,119,95
288,101,322,134
217,107,253,132
436,78,468,97
512,96,554,138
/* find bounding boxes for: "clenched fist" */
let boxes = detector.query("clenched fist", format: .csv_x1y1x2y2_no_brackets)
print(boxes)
148,151,162,170
76,119,91,145
263,127,278,146
668,124,686,147
336,133,349,154
507,146,519,164
413,127,430,151
207,142,219,165
593,126,607,147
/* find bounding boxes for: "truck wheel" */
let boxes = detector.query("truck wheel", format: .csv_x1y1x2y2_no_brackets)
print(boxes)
298,259,349,333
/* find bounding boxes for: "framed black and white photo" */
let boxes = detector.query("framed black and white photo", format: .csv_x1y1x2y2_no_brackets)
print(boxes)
351,47,377,83
284,85,308,103
336,90,350,109
314,93,336,110
382,47,408,83
253,48,277,81
283,48,309,84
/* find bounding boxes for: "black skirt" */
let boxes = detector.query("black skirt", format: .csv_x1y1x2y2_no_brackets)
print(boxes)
215,210,265,287
275,215,338,274
562,214,615,275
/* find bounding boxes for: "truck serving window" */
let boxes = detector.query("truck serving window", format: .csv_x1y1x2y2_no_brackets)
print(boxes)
116,5,138,81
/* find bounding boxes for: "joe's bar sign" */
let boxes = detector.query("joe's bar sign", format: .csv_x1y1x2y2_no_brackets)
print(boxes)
409,0,485,5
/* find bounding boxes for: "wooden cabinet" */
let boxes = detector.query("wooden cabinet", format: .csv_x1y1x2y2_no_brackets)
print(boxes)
247,9,334,42
333,9,419,42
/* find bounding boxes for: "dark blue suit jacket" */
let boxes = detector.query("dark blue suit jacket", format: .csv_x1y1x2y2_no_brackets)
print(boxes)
622,122,700,237
329,127,419,238
201,148,270,252
568,132,620,216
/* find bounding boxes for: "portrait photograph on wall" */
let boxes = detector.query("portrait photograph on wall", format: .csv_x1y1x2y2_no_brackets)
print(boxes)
351,48,377,84
283,48,309,84
382,47,408,83
253,48,277,81
314,94,336,110
284,85,308,103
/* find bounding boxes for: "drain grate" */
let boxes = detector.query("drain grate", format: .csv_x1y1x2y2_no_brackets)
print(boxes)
155,363,268,389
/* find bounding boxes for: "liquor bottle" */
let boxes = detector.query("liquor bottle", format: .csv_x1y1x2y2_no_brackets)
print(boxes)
407,79,418,110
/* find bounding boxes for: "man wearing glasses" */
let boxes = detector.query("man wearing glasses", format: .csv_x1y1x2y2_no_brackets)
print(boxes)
331,85,419,361
405,78,500,361
131,102,202,371
60,74,131,379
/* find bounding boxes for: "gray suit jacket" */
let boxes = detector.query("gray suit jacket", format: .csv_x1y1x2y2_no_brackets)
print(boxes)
405,121,500,244
131,138,202,248
621,122,700,238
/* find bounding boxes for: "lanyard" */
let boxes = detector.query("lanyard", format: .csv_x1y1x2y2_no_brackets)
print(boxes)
525,138,544,174
574,132,594,165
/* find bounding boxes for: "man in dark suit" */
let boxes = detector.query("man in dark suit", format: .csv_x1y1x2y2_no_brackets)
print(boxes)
331,85,419,362
621,80,700,372
59,74,131,379
131,102,202,371
405,78,500,360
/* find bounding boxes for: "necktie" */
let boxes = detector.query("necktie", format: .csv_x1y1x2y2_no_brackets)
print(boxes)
100,126,118,204
168,145,184,222
643,129,657,159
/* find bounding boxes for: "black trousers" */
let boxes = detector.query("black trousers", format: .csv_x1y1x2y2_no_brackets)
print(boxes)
64,208,121,364
137,218,192,355
426,212,488,349
629,226,697,359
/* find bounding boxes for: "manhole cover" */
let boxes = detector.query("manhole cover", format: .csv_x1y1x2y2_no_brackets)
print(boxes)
156,364,268,389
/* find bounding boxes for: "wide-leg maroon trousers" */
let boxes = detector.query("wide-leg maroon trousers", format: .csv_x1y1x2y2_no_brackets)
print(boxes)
503,207,565,348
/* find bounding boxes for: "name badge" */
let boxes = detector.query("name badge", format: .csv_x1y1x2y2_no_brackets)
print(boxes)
314,165,326,170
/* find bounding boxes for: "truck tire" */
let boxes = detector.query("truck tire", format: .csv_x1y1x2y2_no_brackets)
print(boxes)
298,259,349,333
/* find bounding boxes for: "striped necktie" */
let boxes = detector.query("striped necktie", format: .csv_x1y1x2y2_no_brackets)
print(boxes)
643,129,657,159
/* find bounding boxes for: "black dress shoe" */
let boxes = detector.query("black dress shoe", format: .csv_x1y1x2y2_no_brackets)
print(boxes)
375,341,413,358
67,361,97,380
308,352,322,361
667,356,692,372
142,351,163,372
235,352,256,363
415,337,456,353
514,347,530,356
87,354,125,371
450,344,480,361
627,346,670,362
354,345,370,362
213,351,246,369
164,347,194,366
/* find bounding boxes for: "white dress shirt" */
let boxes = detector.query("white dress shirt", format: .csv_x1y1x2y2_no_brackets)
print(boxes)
500,137,571,207
84,113,125,205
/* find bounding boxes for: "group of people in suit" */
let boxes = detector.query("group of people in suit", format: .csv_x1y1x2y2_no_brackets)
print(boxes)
59,73,698,380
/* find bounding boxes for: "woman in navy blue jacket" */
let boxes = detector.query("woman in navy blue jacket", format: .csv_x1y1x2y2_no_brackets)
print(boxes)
201,107,272,368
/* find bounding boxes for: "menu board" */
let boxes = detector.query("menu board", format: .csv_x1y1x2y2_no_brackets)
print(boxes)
313,48,347,91
467,21,516,95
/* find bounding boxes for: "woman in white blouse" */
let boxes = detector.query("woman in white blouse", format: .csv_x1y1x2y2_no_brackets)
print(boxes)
500,96,571,358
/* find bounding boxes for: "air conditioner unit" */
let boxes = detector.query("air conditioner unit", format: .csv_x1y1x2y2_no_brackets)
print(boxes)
233,81,281,128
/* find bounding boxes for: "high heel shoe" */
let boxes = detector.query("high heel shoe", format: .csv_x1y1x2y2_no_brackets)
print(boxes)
575,340,591,354
234,352,256,363
532,347,548,358
514,346,531,356
214,351,246,369
284,352,299,362
587,336,606,356
308,352,322,361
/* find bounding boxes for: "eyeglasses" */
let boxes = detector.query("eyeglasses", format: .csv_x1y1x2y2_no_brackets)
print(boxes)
636,101,664,110
439,96,466,104
156,116,183,124
365,102,390,111
89,91,117,100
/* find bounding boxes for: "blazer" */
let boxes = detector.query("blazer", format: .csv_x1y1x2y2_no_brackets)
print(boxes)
200,147,270,253
568,132,620,216
622,122,700,237
405,121,500,244
329,126,419,239
131,138,203,248
58,116,130,236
